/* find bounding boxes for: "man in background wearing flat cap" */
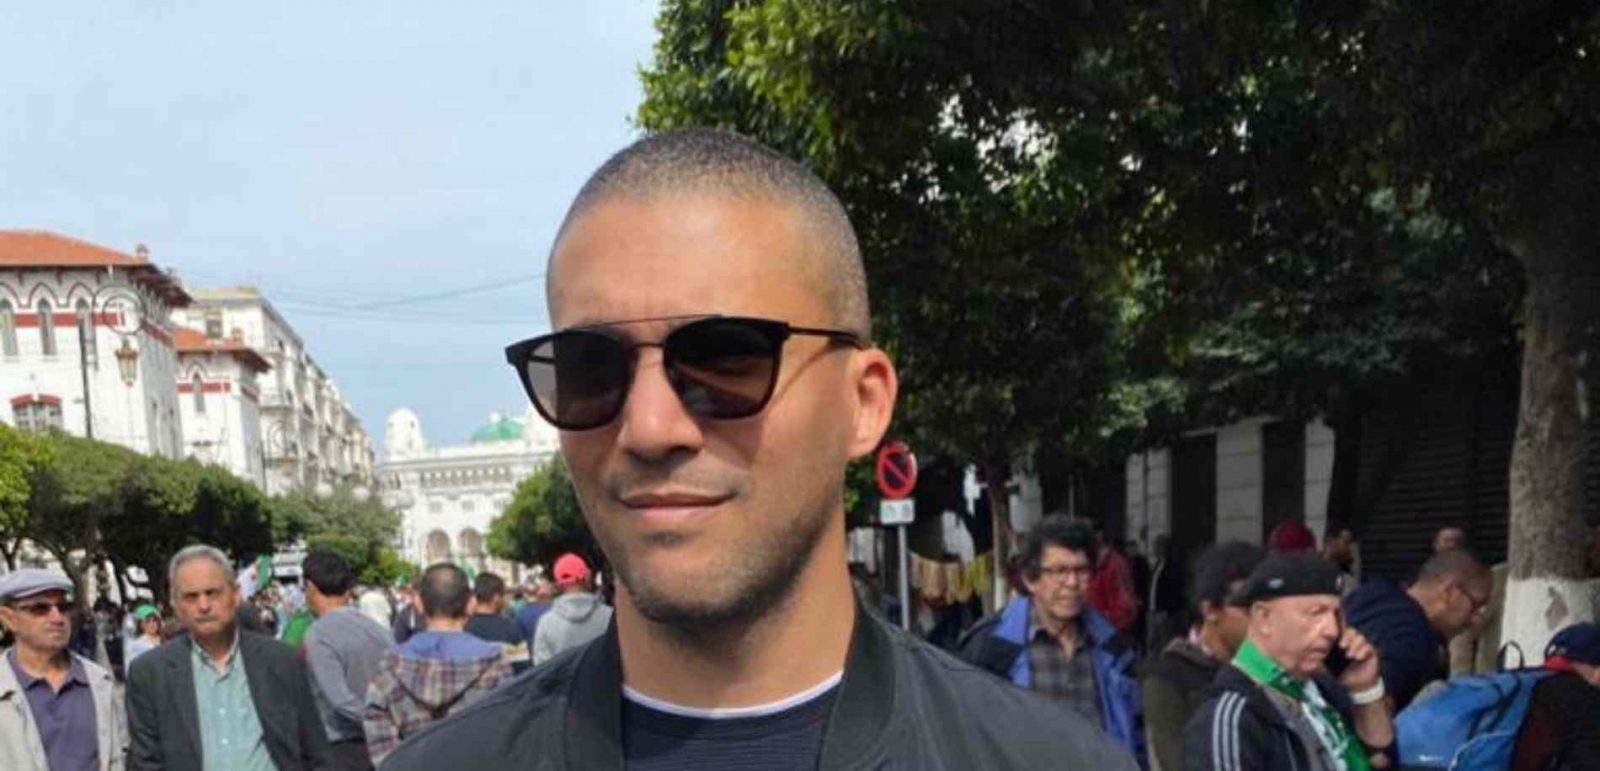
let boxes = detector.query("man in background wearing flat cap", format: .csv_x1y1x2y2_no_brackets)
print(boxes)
0,568,127,771
1183,554,1394,771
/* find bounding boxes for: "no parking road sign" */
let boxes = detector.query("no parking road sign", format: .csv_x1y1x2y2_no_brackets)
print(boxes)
875,440,918,500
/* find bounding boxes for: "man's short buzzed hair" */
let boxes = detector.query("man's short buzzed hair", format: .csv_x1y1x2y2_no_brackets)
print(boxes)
553,127,872,337
1415,548,1488,587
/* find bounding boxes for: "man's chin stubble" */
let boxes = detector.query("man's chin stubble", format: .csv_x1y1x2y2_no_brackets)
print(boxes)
614,516,828,641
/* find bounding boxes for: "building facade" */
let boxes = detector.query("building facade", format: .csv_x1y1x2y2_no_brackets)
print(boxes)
178,287,374,495
376,407,559,574
0,231,191,456
174,327,271,487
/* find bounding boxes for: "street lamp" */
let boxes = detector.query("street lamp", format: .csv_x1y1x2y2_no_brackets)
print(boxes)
77,284,146,440
114,338,139,386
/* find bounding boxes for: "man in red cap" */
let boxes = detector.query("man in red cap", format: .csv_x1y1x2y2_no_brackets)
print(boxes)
1512,622,1600,770
532,554,613,666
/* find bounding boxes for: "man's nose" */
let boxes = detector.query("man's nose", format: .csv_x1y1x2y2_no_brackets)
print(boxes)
616,351,705,460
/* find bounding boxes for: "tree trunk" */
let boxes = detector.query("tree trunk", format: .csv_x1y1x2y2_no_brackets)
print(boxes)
1498,140,1600,661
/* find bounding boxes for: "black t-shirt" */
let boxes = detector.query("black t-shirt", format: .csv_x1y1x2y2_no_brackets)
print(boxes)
465,613,531,673
1342,577,1443,710
622,682,839,771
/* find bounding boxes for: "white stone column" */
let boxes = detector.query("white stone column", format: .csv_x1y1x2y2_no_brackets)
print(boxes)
1304,418,1336,540
1216,422,1265,543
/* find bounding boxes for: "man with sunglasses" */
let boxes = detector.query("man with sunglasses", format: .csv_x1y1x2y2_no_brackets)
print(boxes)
0,568,126,771
379,129,1137,770
1341,548,1491,712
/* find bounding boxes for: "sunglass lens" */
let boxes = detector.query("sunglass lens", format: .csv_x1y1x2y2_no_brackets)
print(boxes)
667,319,781,418
526,331,630,430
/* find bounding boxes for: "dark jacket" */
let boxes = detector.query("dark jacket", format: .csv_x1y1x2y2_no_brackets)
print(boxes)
957,596,1146,762
1142,638,1221,771
379,608,1139,770
1181,663,1358,771
125,630,331,771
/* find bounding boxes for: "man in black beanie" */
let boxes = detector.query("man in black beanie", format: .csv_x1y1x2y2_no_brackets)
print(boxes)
1182,554,1395,771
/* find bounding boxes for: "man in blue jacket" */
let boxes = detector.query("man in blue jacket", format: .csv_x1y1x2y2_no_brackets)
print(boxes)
959,515,1145,763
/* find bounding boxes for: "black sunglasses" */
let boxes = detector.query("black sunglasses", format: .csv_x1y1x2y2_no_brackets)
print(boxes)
504,315,867,431
10,600,73,617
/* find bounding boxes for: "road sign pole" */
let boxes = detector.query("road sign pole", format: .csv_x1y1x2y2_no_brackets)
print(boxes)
897,524,911,630
875,440,919,632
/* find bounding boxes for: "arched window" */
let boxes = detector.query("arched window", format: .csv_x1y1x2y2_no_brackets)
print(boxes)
425,530,451,562
37,299,56,356
192,373,206,414
0,299,16,357
75,300,95,361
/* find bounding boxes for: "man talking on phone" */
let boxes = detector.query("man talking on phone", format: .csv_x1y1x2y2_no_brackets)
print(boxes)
1182,553,1394,771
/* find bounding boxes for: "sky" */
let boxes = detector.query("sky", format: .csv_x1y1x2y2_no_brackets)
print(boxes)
1,2,661,448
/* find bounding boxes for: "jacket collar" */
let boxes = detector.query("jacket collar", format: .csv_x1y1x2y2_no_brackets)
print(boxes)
559,606,894,770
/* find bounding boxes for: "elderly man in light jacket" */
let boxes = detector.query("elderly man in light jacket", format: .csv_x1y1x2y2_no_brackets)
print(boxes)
0,569,126,771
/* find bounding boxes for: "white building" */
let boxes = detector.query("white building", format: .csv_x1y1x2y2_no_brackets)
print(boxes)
376,407,559,574
174,326,272,487
177,287,374,495
0,230,191,456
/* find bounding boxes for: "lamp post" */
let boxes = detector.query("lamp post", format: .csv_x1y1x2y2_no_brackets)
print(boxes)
77,284,145,441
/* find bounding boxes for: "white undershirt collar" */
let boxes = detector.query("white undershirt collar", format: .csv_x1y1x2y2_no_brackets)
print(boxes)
622,670,844,720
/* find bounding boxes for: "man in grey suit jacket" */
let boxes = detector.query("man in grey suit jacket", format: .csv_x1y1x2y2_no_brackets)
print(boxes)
126,545,329,771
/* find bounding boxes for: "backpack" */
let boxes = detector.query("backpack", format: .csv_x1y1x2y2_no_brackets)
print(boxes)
1395,656,1551,770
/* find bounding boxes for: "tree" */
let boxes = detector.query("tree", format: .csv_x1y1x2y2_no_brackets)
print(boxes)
271,486,400,551
635,1,1525,597
23,432,136,594
98,456,276,601
273,485,404,587
0,425,51,570
487,459,594,571
1318,1,1600,652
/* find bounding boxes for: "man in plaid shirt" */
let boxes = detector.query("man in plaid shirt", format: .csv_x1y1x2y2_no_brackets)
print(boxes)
362,564,513,766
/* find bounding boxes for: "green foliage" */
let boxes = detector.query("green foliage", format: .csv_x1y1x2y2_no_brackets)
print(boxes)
4,431,275,599
486,458,592,570
636,1,1529,479
0,425,51,566
275,486,404,586
359,548,414,587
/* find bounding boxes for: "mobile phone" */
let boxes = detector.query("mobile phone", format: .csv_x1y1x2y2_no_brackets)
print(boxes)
1324,642,1352,677
1325,616,1351,676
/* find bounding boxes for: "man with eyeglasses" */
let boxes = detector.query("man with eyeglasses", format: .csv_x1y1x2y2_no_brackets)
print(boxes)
958,515,1146,762
1342,548,1491,712
379,129,1137,770
0,568,126,771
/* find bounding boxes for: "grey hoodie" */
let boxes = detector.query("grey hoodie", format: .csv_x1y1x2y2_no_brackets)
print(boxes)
532,592,612,665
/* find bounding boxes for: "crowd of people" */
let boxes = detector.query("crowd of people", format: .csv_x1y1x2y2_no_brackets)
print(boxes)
3,128,1599,770
0,545,610,771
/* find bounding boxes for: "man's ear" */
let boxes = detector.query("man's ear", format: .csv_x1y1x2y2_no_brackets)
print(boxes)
846,348,898,459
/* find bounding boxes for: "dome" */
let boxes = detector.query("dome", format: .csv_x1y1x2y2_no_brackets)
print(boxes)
470,412,523,444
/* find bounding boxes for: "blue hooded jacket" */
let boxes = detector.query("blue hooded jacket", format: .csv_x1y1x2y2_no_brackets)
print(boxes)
958,596,1145,765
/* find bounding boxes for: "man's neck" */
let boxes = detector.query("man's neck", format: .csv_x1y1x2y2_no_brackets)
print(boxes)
10,644,69,679
1238,634,1305,683
1031,601,1082,644
1196,623,1228,663
314,596,350,618
617,533,855,710
194,628,238,667
425,617,468,633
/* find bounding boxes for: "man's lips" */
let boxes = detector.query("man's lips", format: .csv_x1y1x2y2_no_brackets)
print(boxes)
618,491,732,524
